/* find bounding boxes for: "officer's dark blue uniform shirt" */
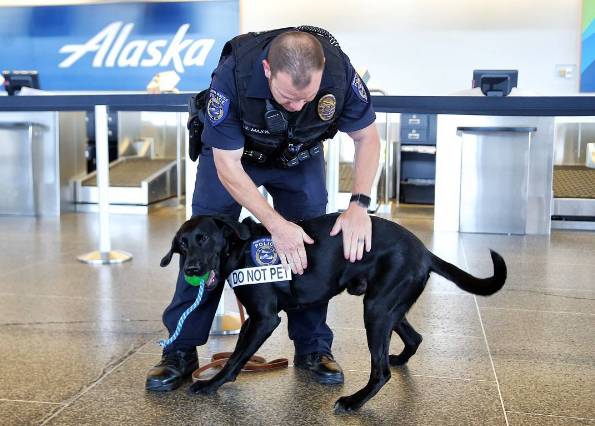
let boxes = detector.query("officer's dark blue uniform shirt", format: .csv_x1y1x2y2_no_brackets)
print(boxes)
202,48,376,151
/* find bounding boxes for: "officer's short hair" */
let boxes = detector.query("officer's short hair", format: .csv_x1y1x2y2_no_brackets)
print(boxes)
267,31,325,89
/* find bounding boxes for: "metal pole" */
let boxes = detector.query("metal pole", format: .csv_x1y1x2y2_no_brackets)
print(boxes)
185,126,194,220
384,114,392,205
326,136,340,213
374,111,393,214
369,89,392,214
96,106,111,254
77,105,132,265
28,123,37,215
176,112,183,208
209,290,241,336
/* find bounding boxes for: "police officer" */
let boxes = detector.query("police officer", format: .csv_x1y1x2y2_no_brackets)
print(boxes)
146,27,380,391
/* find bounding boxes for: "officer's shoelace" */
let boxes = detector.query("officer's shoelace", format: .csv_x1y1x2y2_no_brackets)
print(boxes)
160,351,194,368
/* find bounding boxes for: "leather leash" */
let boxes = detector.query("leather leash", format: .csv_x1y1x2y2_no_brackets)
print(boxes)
192,298,289,382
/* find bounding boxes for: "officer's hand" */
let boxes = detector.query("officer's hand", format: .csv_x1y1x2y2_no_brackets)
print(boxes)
329,204,372,262
270,219,314,275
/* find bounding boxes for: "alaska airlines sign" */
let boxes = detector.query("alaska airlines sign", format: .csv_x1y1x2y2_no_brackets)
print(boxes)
0,1,238,91
59,22,215,74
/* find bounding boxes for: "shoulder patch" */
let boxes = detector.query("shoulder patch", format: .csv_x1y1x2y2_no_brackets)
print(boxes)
250,238,279,266
351,73,368,103
206,88,230,126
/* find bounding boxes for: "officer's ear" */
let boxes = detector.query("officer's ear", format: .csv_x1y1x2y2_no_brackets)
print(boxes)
160,236,180,267
212,215,251,241
262,59,272,79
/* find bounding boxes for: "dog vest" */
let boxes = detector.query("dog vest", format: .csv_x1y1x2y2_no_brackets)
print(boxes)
226,237,293,291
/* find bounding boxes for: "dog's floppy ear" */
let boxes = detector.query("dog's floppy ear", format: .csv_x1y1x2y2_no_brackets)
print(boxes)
160,236,180,267
241,216,257,226
241,216,262,234
212,215,251,240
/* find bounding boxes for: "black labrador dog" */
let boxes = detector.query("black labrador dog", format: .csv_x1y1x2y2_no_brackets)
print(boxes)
160,213,506,413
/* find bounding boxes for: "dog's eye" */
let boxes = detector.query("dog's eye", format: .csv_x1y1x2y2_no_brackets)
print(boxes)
179,239,187,249
198,235,209,243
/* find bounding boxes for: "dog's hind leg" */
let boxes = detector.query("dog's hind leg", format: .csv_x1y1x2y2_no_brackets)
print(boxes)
189,315,281,395
334,299,396,414
389,316,423,366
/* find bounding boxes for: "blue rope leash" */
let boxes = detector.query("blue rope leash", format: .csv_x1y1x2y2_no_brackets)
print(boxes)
158,279,205,349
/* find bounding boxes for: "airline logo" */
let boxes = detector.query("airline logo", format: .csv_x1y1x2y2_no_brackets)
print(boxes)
58,22,215,73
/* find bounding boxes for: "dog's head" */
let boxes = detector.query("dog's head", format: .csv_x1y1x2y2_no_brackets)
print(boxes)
160,215,251,287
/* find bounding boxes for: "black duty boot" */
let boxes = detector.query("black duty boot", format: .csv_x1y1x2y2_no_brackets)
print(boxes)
145,348,198,392
293,352,344,385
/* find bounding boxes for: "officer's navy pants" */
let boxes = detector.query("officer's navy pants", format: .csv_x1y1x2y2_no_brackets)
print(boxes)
161,148,333,356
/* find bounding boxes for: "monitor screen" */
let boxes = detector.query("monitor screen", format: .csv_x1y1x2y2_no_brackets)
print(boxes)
2,70,40,96
472,70,518,97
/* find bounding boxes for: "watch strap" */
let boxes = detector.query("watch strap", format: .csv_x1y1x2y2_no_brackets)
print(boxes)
350,193,371,208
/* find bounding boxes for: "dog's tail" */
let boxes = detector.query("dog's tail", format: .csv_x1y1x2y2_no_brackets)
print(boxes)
429,250,506,296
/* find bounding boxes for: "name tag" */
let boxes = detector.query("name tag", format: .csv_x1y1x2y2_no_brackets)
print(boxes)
227,264,292,288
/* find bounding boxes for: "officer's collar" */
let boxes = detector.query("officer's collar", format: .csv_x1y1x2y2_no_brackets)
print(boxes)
245,47,334,99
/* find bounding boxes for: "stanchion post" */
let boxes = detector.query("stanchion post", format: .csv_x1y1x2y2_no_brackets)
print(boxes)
375,111,393,214
97,105,111,254
175,112,183,208
209,290,241,336
77,105,133,265
326,135,340,213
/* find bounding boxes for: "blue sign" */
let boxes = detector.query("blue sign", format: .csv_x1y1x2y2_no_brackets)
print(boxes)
0,1,239,91
581,0,595,92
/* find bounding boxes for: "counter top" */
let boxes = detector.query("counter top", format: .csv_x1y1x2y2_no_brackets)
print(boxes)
0,93,594,116
0,122,49,130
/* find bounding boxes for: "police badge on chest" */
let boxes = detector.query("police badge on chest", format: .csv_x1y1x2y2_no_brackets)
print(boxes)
317,94,336,121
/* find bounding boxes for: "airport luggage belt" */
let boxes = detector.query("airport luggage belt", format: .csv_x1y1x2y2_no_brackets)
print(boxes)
553,166,595,199
339,162,353,193
82,158,174,187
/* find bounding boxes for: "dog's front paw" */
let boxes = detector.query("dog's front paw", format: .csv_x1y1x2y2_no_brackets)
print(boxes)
188,380,219,395
334,396,359,414
389,353,409,366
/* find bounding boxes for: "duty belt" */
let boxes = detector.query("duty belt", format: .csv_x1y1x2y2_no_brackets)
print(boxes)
243,143,323,168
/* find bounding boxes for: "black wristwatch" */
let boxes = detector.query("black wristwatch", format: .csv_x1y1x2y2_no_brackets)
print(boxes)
350,193,371,209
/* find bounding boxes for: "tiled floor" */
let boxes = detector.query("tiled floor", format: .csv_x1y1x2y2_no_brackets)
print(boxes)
0,206,593,425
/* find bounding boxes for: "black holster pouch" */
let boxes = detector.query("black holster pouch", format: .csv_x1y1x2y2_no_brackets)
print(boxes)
187,89,209,161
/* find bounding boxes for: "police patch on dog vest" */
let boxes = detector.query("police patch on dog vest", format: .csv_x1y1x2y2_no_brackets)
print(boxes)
251,238,278,265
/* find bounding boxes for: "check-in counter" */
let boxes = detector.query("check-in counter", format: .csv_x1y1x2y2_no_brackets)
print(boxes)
0,112,60,216
1,94,594,235
434,116,555,235
0,105,184,216
372,96,595,235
